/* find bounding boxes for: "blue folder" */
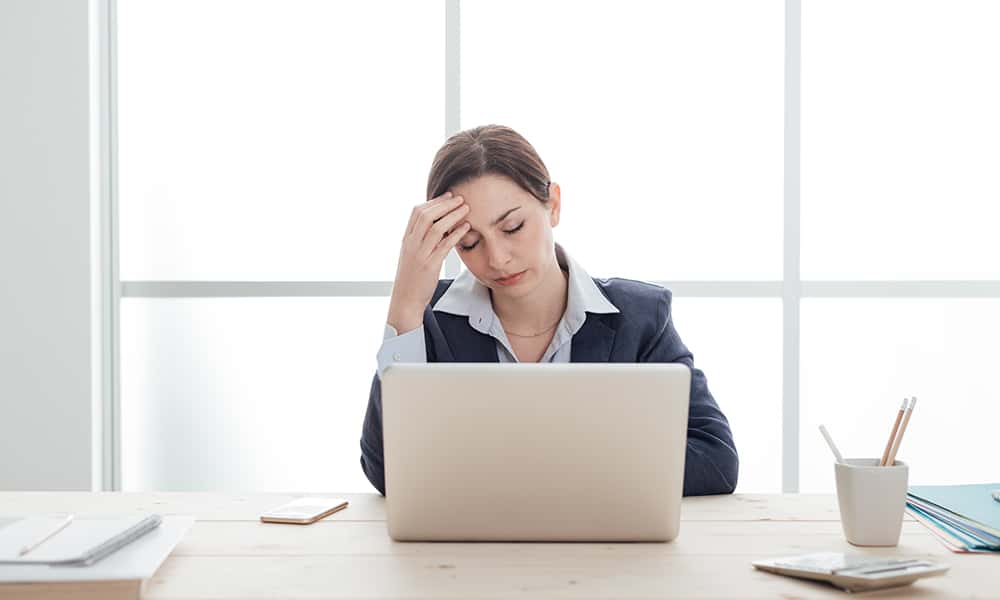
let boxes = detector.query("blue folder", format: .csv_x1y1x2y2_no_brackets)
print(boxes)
907,483,1000,552
908,483,1000,535
906,503,994,550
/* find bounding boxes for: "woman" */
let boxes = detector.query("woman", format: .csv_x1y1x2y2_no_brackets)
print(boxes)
360,125,738,496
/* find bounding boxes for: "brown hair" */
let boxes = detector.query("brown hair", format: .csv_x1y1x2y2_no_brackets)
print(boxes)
426,125,551,204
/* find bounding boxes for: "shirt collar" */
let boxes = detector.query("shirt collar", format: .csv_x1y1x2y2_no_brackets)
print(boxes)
432,243,620,336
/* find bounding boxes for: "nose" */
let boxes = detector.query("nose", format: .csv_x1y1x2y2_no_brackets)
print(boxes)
486,240,512,271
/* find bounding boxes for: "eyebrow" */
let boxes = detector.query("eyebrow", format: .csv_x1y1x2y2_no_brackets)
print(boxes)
491,206,521,226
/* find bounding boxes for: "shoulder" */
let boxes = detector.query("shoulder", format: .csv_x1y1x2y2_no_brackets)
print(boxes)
430,279,456,307
592,278,677,356
593,277,672,317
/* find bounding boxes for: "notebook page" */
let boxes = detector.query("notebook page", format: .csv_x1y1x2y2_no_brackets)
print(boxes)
0,514,155,564
0,516,193,583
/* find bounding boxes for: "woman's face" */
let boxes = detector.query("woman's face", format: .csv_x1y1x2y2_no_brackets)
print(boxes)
450,173,561,300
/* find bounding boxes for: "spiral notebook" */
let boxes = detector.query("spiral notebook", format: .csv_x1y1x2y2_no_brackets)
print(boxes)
0,514,162,566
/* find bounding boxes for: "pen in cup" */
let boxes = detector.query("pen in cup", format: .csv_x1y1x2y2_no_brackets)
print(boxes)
18,514,74,556
819,424,845,464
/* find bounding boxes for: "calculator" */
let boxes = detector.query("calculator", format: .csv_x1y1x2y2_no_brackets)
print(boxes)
752,552,949,592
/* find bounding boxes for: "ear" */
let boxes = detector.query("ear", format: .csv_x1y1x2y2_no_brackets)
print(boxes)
548,182,561,227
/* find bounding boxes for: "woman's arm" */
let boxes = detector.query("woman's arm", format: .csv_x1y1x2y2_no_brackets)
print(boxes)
362,190,468,495
361,321,432,496
360,372,388,496
641,290,739,496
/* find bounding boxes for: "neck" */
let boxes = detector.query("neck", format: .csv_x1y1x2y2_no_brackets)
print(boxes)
492,260,568,333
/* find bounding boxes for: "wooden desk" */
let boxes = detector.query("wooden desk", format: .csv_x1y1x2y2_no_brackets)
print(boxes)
0,493,993,599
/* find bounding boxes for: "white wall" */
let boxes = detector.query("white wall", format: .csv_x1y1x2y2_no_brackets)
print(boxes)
0,0,103,490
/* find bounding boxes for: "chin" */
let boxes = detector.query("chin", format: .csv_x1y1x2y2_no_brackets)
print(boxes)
491,285,531,299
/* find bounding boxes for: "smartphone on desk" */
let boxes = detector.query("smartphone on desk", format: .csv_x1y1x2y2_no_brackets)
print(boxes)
259,497,349,524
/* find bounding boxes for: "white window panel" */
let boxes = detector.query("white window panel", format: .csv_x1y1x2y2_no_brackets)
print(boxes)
671,298,783,493
800,299,1000,493
117,1,444,281
120,297,389,492
119,295,779,493
461,0,785,281
802,0,1000,279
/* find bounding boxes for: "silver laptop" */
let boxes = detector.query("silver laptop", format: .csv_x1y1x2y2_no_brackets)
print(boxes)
380,362,691,542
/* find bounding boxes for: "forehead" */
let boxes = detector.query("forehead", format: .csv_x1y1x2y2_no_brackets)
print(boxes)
451,174,534,218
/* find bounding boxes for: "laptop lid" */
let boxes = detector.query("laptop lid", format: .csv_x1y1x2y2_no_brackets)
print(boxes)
381,362,690,542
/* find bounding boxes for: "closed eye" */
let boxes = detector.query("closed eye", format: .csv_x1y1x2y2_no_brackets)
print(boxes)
458,221,524,252
503,222,524,235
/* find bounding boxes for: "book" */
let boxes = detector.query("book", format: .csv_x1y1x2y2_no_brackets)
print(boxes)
0,514,161,565
0,516,193,600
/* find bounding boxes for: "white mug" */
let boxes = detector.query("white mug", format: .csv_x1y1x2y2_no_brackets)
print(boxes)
834,458,908,546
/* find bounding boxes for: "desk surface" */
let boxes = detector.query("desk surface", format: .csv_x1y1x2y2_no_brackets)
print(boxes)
0,492,992,599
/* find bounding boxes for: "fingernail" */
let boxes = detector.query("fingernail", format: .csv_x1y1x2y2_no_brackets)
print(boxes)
444,191,452,197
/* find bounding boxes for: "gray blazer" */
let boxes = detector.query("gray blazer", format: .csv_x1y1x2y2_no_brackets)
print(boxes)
360,277,739,497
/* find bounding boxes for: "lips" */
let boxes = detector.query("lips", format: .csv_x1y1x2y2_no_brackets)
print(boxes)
495,270,527,285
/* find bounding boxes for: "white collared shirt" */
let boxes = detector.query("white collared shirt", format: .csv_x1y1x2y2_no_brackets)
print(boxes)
376,243,620,377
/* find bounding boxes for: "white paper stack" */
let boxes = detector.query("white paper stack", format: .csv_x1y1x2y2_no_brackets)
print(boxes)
0,514,193,600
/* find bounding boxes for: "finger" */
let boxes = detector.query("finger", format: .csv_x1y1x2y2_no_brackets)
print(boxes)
410,195,465,237
431,222,471,261
406,192,459,236
421,203,470,246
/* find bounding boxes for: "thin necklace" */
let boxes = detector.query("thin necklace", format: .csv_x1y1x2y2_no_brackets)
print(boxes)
503,317,561,338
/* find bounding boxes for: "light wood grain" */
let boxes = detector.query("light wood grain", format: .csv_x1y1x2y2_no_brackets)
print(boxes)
173,521,944,558
0,493,892,523
0,493,975,600
143,554,990,600
0,493,385,522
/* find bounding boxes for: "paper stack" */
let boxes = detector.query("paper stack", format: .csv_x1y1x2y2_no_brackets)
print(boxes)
906,483,1000,553
0,514,193,600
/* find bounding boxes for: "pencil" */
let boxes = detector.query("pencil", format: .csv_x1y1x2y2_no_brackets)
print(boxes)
880,398,908,466
18,514,74,556
885,397,917,467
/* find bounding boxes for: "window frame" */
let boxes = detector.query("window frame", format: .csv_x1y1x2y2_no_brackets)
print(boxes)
99,0,1000,493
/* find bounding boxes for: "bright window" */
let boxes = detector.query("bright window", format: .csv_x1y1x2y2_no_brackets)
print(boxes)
801,0,1000,279
115,1,1000,494
462,0,785,281
117,0,444,281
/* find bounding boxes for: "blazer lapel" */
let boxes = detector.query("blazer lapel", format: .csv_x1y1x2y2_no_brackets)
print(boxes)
437,314,500,363
571,314,618,362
